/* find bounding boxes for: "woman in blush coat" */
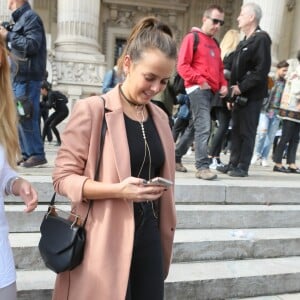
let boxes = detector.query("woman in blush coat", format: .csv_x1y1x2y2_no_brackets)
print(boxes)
52,16,177,300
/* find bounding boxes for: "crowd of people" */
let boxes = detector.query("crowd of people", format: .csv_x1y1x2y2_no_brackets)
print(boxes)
169,2,299,179
1,0,300,299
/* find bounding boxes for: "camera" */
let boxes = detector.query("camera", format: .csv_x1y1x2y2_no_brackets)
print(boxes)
1,21,14,31
235,96,248,106
227,86,248,106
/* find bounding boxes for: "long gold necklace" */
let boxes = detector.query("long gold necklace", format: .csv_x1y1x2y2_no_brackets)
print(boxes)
119,85,157,218
135,106,151,181
135,107,157,219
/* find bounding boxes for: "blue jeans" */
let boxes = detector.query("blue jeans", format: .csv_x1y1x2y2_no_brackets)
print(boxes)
188,88,213,170
254,112,280,160
13,81,46,159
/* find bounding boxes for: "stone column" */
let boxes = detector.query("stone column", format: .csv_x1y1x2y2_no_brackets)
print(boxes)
243,0,285,64
54,0,105,99
289,0,300,57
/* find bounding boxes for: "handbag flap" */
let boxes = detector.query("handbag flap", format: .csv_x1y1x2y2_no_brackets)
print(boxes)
39,214,84,254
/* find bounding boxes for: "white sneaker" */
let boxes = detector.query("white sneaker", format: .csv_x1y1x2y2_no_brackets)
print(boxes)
261,159,269,167
209,158,218,169
251,154,260,165
186,147,193,155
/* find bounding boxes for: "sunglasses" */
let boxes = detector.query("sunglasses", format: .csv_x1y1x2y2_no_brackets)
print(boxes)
207,16,224,26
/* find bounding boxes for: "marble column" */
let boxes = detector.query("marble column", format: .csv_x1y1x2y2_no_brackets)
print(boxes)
290,0,300,57
243,0,285,64
54,0,105,99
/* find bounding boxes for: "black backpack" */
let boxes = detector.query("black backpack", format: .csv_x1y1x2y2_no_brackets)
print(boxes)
173,31,199,95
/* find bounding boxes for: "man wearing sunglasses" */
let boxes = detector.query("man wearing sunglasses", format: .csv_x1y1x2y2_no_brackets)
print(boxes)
217,2,271,177
175,4,227,180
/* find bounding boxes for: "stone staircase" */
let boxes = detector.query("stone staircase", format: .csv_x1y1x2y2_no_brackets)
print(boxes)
165,177,300,300
6,169,300,299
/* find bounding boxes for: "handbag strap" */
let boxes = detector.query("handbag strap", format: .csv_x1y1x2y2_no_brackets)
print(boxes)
50,97,107,227
81,97,107,227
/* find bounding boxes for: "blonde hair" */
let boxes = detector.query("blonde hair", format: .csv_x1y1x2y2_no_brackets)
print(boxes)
117,16,177,75
0,36,20,168
220,29,241,60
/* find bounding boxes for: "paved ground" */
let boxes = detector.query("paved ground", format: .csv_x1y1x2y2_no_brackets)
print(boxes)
16,142,300,185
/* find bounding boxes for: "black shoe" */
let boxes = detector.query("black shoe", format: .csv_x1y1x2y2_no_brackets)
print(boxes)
287,167,300,174
273,165,290,173
22,156,48,168
216,163,233,174
228,167,248,177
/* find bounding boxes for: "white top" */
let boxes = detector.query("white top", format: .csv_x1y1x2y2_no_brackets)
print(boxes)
0,145,18,289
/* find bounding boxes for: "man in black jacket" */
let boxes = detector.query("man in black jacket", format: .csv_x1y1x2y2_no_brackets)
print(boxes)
217,2,271,177
0,0,47,167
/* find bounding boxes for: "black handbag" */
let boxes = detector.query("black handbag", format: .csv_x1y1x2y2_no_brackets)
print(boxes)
38,193,87,273
38,98,107,273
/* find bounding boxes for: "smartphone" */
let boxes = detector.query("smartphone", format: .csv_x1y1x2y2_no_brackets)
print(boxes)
146,177,173,187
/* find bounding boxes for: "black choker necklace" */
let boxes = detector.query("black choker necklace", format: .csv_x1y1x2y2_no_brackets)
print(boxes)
119,85,144,107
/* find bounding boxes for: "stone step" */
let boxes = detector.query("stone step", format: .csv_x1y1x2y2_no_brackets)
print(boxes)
174,178,300,204
176,204,300,229
16,270,54,300
7,204,300,232
16,257,300,300
5,176,300,205
230,293,300,299
173,228,300,262
164,256,300,300
11,228,300,269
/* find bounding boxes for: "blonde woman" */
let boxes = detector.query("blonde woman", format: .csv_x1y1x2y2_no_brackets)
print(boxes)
0,36,38,300
209,29,240,169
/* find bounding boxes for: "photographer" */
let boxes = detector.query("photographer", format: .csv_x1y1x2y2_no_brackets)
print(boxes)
217,2,271,177
40,82,69,146
0,0,47,168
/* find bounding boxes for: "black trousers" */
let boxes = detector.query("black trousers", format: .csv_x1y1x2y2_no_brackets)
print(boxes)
42,108,69,144
126,202,164,300
274,119,300,164
229,99,262,171
209,107,231,157
40,107,52,142
172,117,189,142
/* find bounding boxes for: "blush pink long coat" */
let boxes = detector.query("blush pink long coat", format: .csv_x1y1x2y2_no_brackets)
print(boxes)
51,85,176,300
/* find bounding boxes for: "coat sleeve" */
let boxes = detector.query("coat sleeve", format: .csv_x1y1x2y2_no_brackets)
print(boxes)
177,33,206,86
239,34,271,94
0,147,18,196
9,13,44,56
52,99,103,204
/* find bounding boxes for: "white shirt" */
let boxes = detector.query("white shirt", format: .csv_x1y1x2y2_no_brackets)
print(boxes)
0,145,18,289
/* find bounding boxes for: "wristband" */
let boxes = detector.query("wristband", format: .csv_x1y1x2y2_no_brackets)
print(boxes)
5,176,21,195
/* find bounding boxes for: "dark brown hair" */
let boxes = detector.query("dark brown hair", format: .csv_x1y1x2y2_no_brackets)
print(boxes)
117,16,177,73
276,60,289,69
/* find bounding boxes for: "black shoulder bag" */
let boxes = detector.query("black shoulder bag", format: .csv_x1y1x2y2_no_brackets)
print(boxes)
38,98,107,273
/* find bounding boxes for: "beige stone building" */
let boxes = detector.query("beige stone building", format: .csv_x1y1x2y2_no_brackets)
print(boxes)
0,0,299,103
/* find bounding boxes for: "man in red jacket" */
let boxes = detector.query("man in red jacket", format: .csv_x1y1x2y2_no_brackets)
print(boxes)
175,4,228,180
